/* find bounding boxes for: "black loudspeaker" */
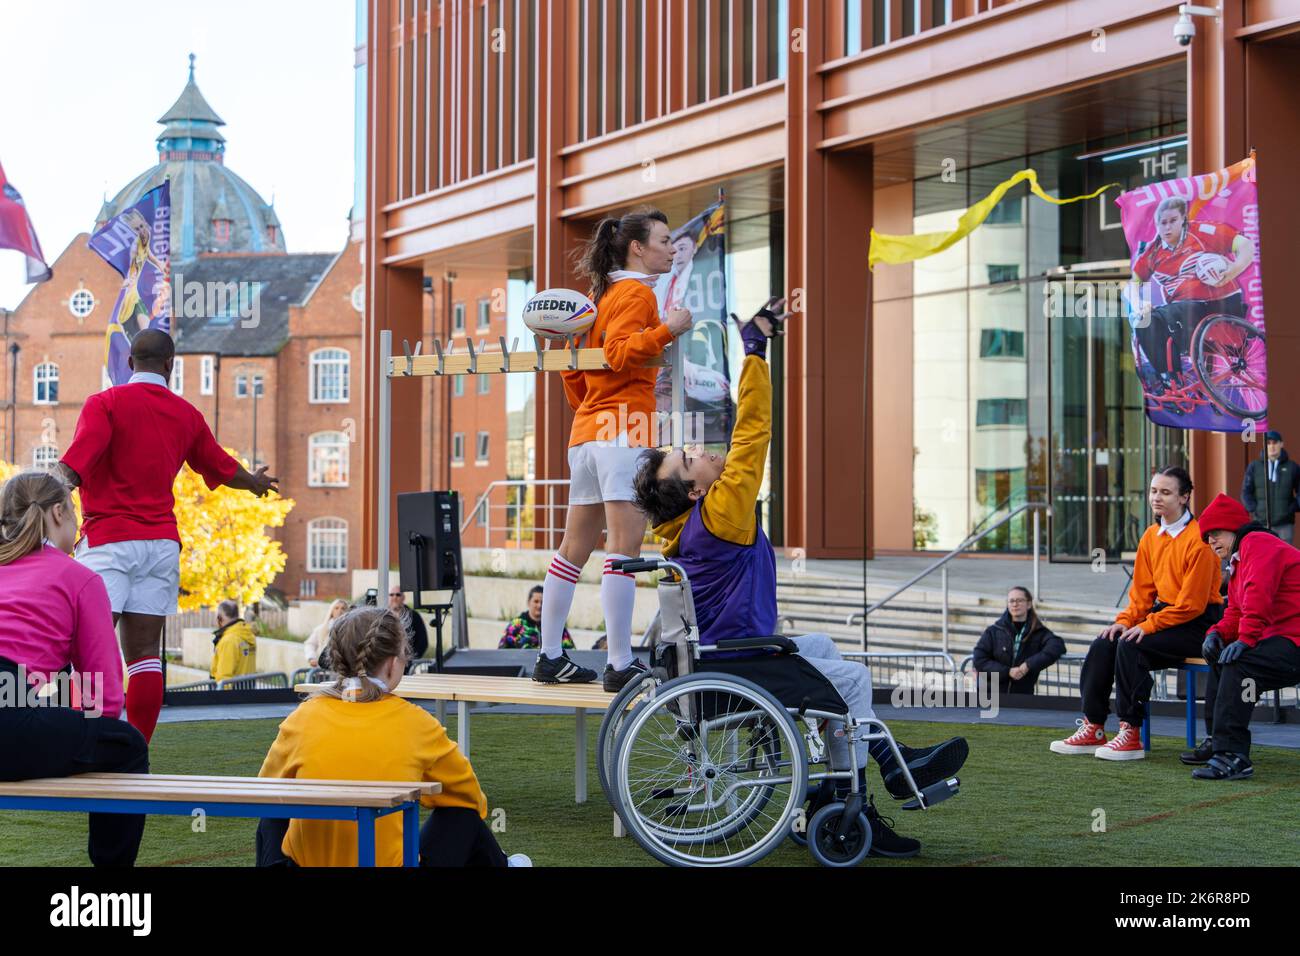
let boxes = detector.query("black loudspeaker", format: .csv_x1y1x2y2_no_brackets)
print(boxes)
397,491,463,598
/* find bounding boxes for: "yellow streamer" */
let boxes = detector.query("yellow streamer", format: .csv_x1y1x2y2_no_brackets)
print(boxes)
868,169,1119,269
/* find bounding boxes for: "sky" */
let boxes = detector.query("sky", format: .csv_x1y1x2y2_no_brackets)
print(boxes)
0,0,357,311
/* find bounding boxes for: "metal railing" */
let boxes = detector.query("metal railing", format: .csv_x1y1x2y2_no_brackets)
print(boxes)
215,671,290,691
842,651,957,689
849,502,1051,652
460,479,572,549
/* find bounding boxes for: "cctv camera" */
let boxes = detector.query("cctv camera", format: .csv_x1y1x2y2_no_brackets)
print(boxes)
1174,12,1195,45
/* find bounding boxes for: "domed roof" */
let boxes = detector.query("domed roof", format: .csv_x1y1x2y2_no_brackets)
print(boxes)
95,54,285,262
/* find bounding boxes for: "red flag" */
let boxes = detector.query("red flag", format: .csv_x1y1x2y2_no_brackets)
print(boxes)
0,161,52,283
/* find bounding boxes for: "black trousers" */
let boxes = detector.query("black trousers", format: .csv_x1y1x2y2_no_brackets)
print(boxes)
256,806,509,867
1211,636,1300,755
1080,607,1220,728
0,661,149,866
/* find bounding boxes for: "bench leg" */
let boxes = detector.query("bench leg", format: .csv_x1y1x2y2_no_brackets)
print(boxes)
403,803,420,867
435,700,447,726
357,808,377,867
575,708,587,804
1142,701,1151,752
457,700,470,757
613,814,625,838
1186,674,1197,749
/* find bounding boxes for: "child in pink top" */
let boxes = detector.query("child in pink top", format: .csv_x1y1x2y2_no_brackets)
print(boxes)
0,470,148,866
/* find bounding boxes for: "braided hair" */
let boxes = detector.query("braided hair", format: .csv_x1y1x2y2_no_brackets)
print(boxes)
312,607,409,703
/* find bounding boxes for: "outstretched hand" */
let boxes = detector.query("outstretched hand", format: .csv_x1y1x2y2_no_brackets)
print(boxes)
247,466,280,498
731,297,796,358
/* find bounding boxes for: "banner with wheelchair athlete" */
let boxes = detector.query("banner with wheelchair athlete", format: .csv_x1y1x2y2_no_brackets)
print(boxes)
1116,155,1268,432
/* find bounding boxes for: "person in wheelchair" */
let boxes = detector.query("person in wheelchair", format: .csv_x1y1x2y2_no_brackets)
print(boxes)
1131,196,1254,393
632,299,969,858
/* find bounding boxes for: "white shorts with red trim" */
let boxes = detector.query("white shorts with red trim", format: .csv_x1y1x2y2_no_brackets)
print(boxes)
75,538,181,617
567,438,646,506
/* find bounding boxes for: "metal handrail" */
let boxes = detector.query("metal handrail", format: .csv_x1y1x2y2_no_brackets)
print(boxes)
459,479,573,547
849,502,1052,651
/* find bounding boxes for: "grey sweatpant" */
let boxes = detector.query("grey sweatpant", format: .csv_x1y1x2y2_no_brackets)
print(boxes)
793,633,876,769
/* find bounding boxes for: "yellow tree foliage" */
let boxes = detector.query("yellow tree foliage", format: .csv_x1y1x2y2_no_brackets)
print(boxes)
1,455,293,612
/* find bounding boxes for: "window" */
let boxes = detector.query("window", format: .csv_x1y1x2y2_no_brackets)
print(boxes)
477,300,491,330
979,329,1025,359
69,289,95,318
310,348,350,403
307,518,348,573
236,374,264,398
986,264,1021,285
975,398,1028,427
453,375,465,397
201,356,214,395
309,432,349,486
476,431,490,462
34,363,58,405
451,433,465,463
453,302,466,333
170,357,184,395
33,444,58,472
477,374,490,395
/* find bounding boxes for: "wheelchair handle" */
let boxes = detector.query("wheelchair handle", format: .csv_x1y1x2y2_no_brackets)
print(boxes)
609,558,663,574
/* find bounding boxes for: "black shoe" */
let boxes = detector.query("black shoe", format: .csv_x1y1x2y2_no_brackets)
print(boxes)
1179,737,1214,766
1191,752,1254,781
866,796,921,858
602,658,648,693
883,737,969,800
532,652,598,684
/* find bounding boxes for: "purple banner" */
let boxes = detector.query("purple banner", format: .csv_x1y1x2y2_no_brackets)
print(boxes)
89,182,171,386
1115,156,1267,433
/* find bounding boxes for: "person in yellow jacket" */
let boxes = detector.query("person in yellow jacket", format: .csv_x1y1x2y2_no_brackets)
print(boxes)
255,606,531,867
210,599,257,683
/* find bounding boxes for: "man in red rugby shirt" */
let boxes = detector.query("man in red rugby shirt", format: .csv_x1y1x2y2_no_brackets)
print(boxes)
58,330,277,743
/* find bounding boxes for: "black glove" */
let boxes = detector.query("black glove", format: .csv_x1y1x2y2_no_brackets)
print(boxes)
1219,639,1247,665
1201,631,1223,663
731,296,794,360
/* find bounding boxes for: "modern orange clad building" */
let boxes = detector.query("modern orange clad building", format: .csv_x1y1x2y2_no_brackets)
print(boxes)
361,0,1300,565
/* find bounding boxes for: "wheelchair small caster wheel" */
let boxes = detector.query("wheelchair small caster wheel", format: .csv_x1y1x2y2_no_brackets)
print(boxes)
807,802,871,868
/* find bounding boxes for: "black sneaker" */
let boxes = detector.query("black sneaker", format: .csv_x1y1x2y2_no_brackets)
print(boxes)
1179,737,1214,765
603,658,648,693
866,796,921,858
883,737,969,800
532,652,598,684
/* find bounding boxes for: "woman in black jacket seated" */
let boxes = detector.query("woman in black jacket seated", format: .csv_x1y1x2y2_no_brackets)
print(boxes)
972,587,1066,695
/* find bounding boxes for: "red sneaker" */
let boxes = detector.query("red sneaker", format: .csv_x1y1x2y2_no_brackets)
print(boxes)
1095,721,1145,761
1049,718,1107,755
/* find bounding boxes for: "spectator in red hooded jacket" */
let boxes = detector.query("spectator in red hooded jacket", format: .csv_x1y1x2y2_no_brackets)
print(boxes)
1192,493,1300,781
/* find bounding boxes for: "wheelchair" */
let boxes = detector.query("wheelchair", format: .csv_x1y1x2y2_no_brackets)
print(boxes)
596,558,961,867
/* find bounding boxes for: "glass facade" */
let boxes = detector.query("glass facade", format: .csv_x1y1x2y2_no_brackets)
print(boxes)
896,126,1191,559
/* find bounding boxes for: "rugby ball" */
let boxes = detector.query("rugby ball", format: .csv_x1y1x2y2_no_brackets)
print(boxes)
523,288,597,341
1193,253,1230,286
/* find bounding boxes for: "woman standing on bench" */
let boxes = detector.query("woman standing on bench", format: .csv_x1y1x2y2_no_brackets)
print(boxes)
257,607,529,867
0,470,148,866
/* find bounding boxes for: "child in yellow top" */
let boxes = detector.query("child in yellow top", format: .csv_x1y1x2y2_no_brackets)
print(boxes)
256,607,529,867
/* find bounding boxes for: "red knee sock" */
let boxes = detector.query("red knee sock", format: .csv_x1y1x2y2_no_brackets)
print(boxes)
125,657,164,744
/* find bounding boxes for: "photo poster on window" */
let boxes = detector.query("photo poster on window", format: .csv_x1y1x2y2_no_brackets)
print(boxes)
653,200,734,445
88,182,172,386
1115,155,1267,433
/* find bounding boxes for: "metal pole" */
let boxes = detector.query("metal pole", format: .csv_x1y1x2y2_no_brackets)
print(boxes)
941,565,950,654
670,338,685,450
1033,507,1041,602
378,331,393,601
252,380,259,470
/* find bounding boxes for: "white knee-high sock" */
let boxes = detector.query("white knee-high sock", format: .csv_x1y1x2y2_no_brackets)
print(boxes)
541,553,582,659
602,554,636,670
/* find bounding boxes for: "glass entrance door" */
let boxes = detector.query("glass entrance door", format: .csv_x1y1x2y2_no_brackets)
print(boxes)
1047,270,1187,560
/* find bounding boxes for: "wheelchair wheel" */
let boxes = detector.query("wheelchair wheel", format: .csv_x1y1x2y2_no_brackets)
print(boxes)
1193,314,1267,420
597,673,661,801
611,672,807,867
807,802,871,868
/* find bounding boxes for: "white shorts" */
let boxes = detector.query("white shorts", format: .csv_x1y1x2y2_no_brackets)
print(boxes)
567,439,647,505
75,539,181,617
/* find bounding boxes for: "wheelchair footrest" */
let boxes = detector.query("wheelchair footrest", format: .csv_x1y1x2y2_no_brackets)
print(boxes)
901,776,959,811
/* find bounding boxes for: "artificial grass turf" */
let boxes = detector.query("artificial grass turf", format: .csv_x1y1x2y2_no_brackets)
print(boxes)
4,713,1299,867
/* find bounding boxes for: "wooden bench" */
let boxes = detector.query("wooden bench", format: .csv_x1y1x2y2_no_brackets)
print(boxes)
0,773,440,866
296,674,618,804
1141,658,1211,751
